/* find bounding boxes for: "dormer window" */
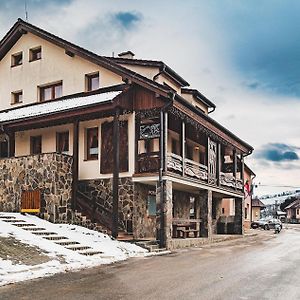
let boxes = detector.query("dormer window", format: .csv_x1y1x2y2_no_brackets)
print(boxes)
39,81,62,102
11,52,22,67
86,72,99,91
29,46,42,62
11,90,23,104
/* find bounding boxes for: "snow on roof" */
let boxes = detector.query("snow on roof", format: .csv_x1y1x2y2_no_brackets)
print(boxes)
0,91,122,123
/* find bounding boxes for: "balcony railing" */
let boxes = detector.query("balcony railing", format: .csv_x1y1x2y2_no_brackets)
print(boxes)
137,152,160,173
184,158,208,181
137,152,243,192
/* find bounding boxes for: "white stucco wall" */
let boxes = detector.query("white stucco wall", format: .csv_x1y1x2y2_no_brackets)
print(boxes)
0,32,122,110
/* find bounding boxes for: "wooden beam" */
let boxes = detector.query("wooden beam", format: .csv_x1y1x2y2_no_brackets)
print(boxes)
112,108,120,238
163,111,168,173
233,149,237,190
217,142,221,186
72,119,79,210
181,121,185,176
7,131,15,157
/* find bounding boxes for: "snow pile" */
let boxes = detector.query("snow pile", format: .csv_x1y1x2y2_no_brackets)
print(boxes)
0,213,146,286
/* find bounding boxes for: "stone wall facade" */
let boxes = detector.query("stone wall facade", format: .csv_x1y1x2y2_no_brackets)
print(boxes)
133,183,157,239
0,153,73,222
78,177,134,232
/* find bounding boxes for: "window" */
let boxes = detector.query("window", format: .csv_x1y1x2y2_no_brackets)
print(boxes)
11,52,22,67
171,138,180,155
11,90,23,104
0,141,8,158
86,127,98,160
56,131,69,153
40,82,62,101
29,46,41,62
86,72,99,91
147,195,156,216
186,144,193,160
297,209,300,215
222,208,225,214
30,136,42,155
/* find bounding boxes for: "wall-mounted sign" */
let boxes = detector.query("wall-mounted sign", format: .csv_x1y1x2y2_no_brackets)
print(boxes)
139,123,160,139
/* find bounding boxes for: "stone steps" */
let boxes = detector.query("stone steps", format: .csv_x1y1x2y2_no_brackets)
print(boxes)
32,231,57,236
135,240,164,252
78,250,104,256
66,245,91,251
2,219,25,223
44,235,67,241
1,214,105,257
22,227,46,231
55,240,80,246
13,223,36,227
0,216,16,219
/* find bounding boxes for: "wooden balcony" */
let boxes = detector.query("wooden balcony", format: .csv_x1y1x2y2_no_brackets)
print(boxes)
137,152,160,173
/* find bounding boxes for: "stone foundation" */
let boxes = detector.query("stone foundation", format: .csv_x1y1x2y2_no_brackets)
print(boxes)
78,177,134,231
0,153,73,222
133,183,157,239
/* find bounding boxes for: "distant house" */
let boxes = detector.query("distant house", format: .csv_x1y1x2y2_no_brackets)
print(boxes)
252,198,265,221
285,199,300,223
243,164,255,229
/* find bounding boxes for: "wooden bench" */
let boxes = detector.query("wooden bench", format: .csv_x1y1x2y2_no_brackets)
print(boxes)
176,228,199,238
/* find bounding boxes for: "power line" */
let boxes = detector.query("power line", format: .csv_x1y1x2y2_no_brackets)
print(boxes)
255,184,300,189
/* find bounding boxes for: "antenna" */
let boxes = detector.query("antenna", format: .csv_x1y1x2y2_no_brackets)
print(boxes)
24,0,28,21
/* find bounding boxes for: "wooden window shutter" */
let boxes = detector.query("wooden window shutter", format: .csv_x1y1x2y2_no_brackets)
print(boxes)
101,121,128,174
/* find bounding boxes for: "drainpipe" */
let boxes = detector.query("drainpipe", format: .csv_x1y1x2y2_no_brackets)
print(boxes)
208,106,216,114
159,94,174,248
153,65,166,82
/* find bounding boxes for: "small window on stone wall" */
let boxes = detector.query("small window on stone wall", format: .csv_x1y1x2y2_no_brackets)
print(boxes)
30,135,42,155
147,195,156,217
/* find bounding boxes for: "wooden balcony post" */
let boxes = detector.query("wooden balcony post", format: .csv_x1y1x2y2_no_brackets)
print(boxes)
72,119,79,210
233,149,237,190
163,111,168,173
112,108,120,239
7,131,15,157
180,121,185,176
217,143,221,186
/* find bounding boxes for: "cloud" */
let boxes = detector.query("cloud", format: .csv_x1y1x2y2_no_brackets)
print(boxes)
112,11,142,29
255,143,299,162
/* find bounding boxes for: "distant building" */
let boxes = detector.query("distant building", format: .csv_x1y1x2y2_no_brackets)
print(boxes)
285,199,300,223
252,198,265,221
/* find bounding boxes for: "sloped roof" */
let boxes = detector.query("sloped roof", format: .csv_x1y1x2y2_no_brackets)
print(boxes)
0,90,121,123
252,198,265,207
181,88,216,109
107,56,190,87
285,199,300,210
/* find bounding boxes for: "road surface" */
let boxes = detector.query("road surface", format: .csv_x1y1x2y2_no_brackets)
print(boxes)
1,226,299,300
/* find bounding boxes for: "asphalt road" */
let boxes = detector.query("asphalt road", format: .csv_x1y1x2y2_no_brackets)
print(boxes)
1,226,300,300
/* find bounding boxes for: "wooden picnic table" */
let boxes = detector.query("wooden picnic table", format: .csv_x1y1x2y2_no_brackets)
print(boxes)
172,219,201,238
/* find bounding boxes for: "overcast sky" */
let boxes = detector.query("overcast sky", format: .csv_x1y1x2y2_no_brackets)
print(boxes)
0,0,300,196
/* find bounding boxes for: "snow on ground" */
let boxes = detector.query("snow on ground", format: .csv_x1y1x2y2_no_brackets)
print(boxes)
0,213,147,286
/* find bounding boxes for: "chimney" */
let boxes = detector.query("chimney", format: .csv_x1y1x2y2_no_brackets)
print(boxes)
118,51,135,59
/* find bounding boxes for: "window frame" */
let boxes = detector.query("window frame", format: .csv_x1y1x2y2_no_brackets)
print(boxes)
85,72,99,92
56,131,69,154
11,52,23,67
86,127,99,160
147,194,156,217
11,90,23,105
39,81,62,102
29,46,42,62
30,135,42,155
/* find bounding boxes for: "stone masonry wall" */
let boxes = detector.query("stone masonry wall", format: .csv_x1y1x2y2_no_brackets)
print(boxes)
0,153,73,222
133,183,157,239
78,177,134,231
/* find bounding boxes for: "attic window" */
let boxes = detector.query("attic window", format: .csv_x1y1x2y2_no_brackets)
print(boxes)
11,52,22,67
11,90,23,104
86,72,99,91
29,46,42,62
39,81,62,102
